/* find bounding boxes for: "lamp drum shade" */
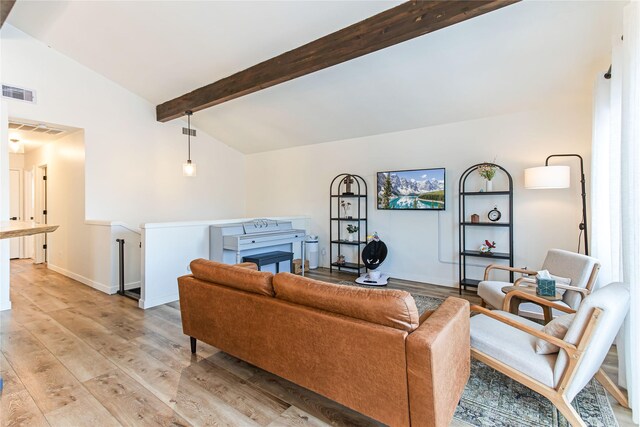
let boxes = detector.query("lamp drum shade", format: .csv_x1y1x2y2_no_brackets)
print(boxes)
524,165,570,189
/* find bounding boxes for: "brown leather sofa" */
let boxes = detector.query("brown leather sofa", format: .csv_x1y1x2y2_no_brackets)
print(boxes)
178,259,470,427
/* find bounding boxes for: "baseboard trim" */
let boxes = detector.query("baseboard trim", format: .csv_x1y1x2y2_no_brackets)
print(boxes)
139,293,178,310
46,264,112,294
124,281,141,291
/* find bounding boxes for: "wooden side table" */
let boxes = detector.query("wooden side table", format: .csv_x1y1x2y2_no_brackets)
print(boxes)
501,285,562,324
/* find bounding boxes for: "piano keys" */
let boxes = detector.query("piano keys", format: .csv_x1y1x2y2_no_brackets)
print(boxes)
210,219,306,274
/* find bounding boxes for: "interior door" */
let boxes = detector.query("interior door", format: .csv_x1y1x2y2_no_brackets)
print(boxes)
9,169,23,258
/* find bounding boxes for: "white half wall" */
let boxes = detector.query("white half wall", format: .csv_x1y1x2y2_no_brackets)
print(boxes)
140,216,309,309
245,105,593,287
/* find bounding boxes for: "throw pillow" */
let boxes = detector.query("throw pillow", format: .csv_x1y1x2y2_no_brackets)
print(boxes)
536,313,575,354
550,274,572,296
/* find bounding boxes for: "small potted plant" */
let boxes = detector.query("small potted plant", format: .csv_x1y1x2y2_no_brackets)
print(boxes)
478,162,497,192
346,224,359,242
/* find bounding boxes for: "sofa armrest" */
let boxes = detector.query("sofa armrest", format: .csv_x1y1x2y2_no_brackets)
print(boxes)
406,297,470,427
419,310,435,325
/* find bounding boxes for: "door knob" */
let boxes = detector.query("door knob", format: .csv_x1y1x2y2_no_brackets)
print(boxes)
9,217,17,220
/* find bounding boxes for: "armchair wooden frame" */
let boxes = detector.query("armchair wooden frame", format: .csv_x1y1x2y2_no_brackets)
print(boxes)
471,295,629,427
480,263,600,309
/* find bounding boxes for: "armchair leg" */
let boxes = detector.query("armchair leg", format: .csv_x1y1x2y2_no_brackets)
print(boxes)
595,369,629,408
555,396,585,427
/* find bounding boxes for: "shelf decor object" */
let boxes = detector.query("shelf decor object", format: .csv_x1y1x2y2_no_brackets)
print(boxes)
477,162,497,192
524,154,588,255
458,163,514,293
330,173,368,275
479,240,496,254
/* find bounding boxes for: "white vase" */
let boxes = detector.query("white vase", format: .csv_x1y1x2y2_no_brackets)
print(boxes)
348,233,354,242
485,179,493,192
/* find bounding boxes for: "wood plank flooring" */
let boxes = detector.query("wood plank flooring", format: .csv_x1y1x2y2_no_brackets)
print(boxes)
0,260,634,426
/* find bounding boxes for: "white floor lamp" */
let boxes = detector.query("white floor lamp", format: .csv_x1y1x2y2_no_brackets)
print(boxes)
524,154,589,255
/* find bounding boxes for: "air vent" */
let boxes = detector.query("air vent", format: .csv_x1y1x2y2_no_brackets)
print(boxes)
8,120,65,136
2,84,36,103
182,127,196,137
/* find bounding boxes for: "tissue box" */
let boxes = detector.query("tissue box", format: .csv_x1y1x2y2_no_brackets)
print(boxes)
536,278,556,296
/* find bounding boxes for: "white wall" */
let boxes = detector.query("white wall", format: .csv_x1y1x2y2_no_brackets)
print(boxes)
22,130,109,289
245,104,593,287
0,25,248,306
0,22,595,305
0,100,11,310
1,24,246,225
9,153,23,169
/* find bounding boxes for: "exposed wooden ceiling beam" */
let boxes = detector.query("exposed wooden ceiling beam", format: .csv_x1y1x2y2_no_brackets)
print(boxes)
156,0,520,122
0,0,16,28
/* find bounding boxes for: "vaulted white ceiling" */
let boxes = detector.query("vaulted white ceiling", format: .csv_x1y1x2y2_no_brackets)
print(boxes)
8,1,623,153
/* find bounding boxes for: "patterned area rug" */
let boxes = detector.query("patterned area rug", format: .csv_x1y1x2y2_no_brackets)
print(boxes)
456,360,618,427
336,280,618,427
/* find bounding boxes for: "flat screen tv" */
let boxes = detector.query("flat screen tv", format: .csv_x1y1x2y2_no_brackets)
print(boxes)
377,168,445,210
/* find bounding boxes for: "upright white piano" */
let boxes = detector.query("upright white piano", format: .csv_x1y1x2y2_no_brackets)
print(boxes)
210,219,306,273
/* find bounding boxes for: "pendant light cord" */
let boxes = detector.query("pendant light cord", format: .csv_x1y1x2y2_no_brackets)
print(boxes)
186,110,193,162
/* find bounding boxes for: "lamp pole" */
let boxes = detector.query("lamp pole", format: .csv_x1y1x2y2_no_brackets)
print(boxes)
545,154,589,256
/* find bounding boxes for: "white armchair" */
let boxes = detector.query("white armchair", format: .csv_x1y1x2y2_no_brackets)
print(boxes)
478,249,600,319
470,282,630,427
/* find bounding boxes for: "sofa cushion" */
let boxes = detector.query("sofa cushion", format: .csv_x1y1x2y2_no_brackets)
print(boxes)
273,272,419,332
189,258,274,296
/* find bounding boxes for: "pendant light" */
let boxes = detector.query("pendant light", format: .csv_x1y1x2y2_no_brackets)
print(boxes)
9,138,22,153
182,110,196,177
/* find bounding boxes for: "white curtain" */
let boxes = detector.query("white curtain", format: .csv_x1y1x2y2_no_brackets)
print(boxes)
591,45,622,289
620,2,640,423
591,2,640,422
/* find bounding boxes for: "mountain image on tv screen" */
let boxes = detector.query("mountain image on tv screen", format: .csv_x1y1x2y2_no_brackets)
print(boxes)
377,168,445,210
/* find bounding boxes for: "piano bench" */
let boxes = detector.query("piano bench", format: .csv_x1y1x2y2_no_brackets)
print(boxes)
242,251,294,273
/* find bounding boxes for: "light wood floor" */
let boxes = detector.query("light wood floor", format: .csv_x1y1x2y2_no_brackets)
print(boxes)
0,260,634,426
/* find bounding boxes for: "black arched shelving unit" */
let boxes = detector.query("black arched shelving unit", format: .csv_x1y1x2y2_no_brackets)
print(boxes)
458,163,514,294
330,173,368,275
